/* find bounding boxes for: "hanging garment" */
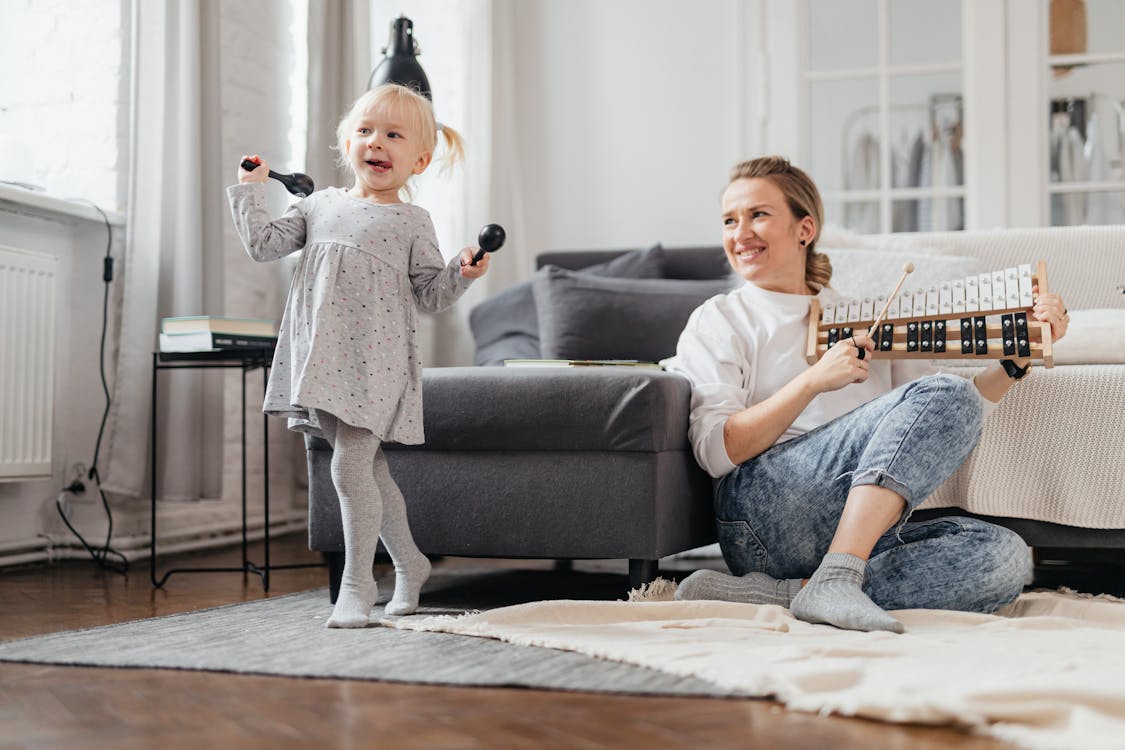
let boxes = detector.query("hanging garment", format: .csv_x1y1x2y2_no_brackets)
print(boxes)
1050,112,1089,226
845,130,881,233
915,134,933,232
1084,110,1125,225
891,127,919,232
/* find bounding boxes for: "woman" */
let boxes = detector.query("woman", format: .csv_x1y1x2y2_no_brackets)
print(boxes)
664,156,1069,633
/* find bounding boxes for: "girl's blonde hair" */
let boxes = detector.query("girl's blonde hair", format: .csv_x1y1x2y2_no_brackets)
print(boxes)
726,156,832,289
334,84,464,199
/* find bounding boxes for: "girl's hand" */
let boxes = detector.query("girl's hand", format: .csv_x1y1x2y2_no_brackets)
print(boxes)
458,247,489,278
238,154,269,184
803,334,874,393
1031,287,1069,343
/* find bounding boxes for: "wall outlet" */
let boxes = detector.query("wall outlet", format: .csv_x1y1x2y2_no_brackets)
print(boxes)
64,461,92,500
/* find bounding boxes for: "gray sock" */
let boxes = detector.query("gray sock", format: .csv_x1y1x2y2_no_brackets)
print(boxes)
789,552,904,633
674,569,802,606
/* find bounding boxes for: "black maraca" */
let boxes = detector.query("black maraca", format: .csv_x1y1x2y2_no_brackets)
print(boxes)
471,224,506,266
240,158,315,198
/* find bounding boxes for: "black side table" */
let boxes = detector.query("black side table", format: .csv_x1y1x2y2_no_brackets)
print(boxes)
150,349,322,590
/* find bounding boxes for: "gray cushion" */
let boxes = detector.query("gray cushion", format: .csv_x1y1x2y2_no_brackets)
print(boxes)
469,244,666,366
304,366,693,453
402,366,693,452
534,268,736,362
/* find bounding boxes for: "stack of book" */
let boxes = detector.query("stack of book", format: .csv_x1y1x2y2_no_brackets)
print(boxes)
159,315,277,353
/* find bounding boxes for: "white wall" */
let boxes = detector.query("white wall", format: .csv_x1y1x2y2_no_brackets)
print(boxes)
510,0,761,253
0,206,125,553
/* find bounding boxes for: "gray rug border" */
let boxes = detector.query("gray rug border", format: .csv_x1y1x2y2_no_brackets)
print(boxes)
0,586,745,699
0,588,318,650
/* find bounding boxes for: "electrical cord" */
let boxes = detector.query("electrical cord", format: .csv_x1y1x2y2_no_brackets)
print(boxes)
56,198,128,574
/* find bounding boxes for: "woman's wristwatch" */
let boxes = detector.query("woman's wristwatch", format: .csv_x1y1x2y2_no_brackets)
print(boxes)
999,358,1031,380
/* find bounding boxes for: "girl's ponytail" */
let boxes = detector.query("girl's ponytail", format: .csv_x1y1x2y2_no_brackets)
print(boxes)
437,122,465,170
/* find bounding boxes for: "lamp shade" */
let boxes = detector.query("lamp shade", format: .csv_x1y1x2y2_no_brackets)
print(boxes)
368,15,432,102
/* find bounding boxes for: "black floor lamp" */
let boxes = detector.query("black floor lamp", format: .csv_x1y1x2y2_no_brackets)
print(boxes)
369,15,432,101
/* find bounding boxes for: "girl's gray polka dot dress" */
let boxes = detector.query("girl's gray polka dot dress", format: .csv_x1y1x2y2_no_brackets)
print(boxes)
227,183,473,444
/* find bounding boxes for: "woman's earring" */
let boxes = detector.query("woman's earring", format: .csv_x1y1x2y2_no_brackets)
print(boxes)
800,240,807,247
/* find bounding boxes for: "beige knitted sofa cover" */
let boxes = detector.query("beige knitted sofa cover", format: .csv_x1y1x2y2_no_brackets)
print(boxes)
822,225,1125,530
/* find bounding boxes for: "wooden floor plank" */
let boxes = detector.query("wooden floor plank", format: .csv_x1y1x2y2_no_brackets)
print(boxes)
1,535,1016,749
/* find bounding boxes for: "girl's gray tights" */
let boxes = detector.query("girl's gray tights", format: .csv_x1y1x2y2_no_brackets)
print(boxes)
326,419,431,628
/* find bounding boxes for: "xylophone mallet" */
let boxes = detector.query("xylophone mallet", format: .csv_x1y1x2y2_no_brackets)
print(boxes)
855,262,914,361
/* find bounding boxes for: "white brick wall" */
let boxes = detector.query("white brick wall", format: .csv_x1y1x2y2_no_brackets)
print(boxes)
0,0,127,210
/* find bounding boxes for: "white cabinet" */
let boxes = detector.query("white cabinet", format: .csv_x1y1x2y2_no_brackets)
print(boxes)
1009,0,1125,227
768,0,1125,232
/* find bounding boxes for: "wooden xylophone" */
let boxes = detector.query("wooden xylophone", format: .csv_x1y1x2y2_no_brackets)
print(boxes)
806,261,1054,367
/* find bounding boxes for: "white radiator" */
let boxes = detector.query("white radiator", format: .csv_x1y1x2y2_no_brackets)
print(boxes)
0,245,58,481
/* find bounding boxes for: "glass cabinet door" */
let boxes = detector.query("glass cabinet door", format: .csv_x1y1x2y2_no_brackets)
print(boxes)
1046,0,1125,226
804,0,964,234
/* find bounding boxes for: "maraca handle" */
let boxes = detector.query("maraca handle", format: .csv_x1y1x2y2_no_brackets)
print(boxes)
240,158,279,180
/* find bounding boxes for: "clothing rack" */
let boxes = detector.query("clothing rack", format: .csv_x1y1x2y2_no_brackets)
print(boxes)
1050,92,1124,165
1049,92,1125,225
841,94,963,172
841,94,963,190
841,93,964,233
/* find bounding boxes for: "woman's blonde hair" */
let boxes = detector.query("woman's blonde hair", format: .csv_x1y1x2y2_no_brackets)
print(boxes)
726,156,832,289
334,84,464,199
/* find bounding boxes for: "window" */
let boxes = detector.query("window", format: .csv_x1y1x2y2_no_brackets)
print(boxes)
0,0,127,210
801,0,965,235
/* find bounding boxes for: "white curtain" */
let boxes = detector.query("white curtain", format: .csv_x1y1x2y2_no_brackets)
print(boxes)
100,0,224,501
372,0,528,365
465,0,529,293
307,0,371,191
435,0,529,365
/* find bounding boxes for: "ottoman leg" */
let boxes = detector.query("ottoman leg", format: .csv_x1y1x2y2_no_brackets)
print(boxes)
629,558,659,590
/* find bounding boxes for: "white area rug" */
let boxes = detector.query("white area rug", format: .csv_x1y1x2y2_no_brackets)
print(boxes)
387,588,1125,750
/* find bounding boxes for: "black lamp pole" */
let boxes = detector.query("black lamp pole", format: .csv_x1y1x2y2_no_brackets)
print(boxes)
368,15,432,102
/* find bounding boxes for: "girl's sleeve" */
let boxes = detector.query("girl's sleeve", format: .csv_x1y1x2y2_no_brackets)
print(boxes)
226,183,307,262
663,310,750,479
408,213,472,313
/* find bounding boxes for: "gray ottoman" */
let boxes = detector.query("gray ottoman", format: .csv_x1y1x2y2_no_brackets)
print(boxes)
306,366,717,600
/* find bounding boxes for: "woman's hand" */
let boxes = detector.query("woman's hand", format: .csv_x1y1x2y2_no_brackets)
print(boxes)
1032,287,1069,343
238,154,269,184
458,247,489,278
803,334,874,393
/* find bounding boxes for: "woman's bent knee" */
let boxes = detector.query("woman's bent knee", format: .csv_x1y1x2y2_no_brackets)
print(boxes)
923,374,982,427
970,522,1032,613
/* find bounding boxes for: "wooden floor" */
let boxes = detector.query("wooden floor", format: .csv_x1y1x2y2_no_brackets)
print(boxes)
2,535,1078,750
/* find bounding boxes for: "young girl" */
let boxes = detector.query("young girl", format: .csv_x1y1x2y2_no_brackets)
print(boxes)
227,84,489,628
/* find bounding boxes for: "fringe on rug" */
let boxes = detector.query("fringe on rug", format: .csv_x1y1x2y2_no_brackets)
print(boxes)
627,577,678,602
1057,586,1125,603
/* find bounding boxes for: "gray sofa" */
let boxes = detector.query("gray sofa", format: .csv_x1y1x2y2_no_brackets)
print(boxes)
307,246,734,601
